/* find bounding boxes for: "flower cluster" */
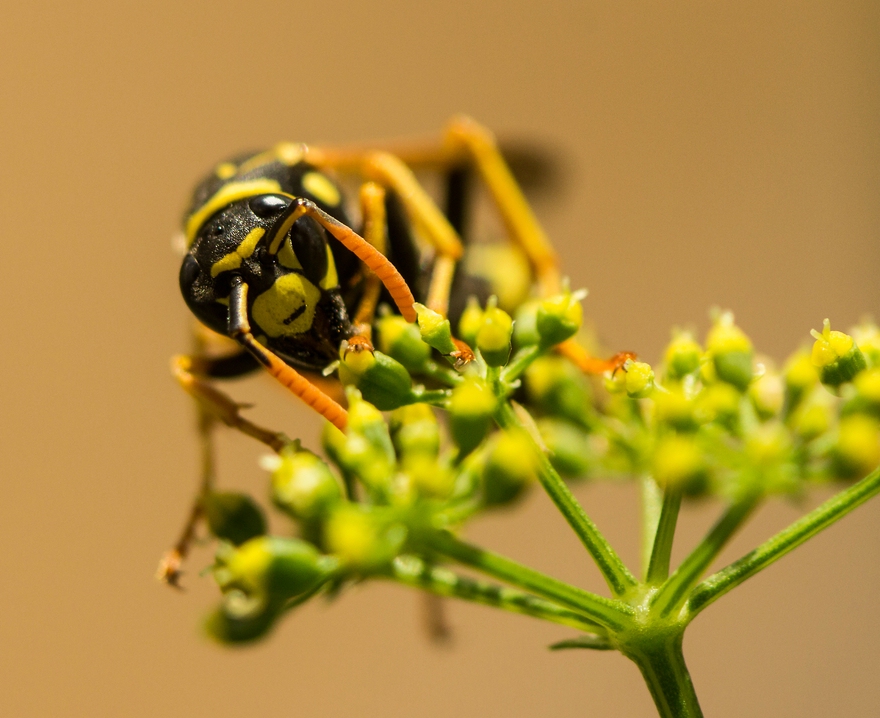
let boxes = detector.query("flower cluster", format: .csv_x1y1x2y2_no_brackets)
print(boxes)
198,288,880,644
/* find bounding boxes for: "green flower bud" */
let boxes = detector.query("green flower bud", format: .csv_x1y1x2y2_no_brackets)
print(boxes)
512,300,541,348
482,430,538,506
524,356,593,426
706,312,754,391
695,383,741,429
476,300,514,367
852,321,880,368
652,435,706,492
782,348,818,414
604,368,628,395
203,491,267,546
749,368,784,419
390,404,440,458
833,414,880,477
376,314,432,371
404,453,456,499
653,386,698,432
742,423,796,496
537,418,592,478
213,536,333,608
745,422,790,466
325,505,406,570
267,449,342,521
457,296,485,348
625,361,655,398
414,302,458,354
339,389,396,492
789,388,833,440
664,330,703,380
448,377,497,456
204,604,278,645
536,289,587,347
338,342,413,411
846,367,880,418
811,319,867,387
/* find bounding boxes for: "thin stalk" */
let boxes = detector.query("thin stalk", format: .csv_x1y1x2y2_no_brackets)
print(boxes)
425,530,632,631
409,388,453,406
646,487,682,585
626,633,703,718
420,359,465,386
499,345,541,384
689,463,880,616
387,555,608,634
652,495,759,617
495,401,638,596
641,476,664,579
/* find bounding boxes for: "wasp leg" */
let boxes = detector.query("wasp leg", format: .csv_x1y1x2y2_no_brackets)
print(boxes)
349,182,388,339
421,591,453,644
556,342,636,375
227,275,349,431
311,148,464,318
442,116,561,297
263,197,417,322
158,349,291,587
441,117,638,375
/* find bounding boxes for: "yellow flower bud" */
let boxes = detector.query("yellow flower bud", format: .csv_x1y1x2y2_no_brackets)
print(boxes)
834,415,880,477
377,314,432,371
652,435,705,491
414,302,457,354
811,319,867,387
625,361,655,399
448,377,497,455
477,301,514,367
749,369,784,419
706,312,753,391
536,289,586,347
457,296,485,348
664,330,702,379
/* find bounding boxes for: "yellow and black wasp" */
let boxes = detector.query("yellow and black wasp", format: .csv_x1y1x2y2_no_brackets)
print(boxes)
160,116,628,585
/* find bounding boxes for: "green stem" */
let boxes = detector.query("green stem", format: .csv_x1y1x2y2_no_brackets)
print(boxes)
641,476,664,579
499,345,541,384
688,463,880,616
646,487,682,585
409,388,453,406
495,401,638,596
652,495,759,617
425,530,632,631
419,359,464,386
626,633,703,718
387,555,607,634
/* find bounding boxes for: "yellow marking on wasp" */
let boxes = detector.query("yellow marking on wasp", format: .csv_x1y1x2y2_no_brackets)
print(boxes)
185,179,282,245
275,142,304,166
277,236,303,270
215,297,229,306
320,245,338,290
210,227,266,277
215,162,237,179
236,143,304,176
268,208,302,255
302,171,341,206
251,274,321,337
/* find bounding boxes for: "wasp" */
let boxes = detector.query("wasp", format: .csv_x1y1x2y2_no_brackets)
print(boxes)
159,117,628,585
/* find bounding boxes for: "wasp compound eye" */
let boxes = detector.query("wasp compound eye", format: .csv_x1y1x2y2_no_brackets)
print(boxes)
249,194,292,219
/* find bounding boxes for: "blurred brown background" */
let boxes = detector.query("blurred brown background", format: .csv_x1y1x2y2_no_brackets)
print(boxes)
1,1,878,716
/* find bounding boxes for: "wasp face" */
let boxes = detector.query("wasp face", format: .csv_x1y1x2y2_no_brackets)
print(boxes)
180,193,353,371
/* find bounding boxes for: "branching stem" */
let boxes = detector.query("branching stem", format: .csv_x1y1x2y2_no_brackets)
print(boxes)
689,464,880,615
494,401,638,596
